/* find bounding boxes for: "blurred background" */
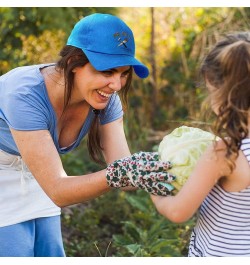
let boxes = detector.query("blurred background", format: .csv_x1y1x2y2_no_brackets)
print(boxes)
1,6,249,256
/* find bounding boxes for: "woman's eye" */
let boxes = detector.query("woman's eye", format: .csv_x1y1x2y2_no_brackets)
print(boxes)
102,71,113,76
121,71,130,78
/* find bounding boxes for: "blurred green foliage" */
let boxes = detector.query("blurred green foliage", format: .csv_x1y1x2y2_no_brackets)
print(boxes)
1,7,250,256
0,7,116,73
61,188,194,257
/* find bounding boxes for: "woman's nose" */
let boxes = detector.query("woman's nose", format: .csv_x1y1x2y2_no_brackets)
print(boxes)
108,75,122,91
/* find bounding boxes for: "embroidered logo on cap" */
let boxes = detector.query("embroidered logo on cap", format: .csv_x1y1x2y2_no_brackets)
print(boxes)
113,32,130,48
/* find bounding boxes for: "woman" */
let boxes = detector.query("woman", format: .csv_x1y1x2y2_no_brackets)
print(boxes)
0,13,174,257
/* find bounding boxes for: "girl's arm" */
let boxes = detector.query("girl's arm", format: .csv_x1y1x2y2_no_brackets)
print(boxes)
151,141,230,223
10,117,130,207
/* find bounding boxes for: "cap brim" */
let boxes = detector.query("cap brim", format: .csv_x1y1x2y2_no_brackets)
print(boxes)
83,49,149,78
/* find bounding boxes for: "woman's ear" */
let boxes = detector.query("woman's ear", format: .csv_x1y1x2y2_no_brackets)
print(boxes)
67,55,82,72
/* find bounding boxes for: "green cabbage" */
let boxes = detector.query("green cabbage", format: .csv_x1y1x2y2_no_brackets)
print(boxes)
158,126,217,192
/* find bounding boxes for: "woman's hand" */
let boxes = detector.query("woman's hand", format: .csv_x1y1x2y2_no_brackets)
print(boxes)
106,151,175,196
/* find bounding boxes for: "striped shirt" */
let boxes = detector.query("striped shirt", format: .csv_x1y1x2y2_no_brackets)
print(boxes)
188,138,250,257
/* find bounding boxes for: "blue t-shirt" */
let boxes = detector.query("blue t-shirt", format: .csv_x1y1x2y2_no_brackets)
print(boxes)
0,64,123,156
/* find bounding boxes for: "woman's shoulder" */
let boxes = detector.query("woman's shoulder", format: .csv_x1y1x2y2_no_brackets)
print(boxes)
0,64,52,89
0,64,51,100
0,64,54,116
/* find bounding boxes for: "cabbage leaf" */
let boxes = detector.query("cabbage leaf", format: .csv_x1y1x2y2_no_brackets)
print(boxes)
158,126,218,192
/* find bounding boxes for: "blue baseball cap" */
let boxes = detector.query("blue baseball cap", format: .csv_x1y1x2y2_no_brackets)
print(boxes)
67,13,149,78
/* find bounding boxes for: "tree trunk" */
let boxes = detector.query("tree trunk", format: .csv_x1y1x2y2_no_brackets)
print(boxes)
149,7,158,124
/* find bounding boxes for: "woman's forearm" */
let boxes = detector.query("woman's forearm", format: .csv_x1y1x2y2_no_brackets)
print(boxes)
49,169,112,207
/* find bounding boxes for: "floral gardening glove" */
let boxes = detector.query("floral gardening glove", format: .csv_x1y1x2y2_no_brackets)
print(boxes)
106,151,175,196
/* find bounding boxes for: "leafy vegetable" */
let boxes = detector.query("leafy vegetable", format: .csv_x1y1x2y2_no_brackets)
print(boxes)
158,126,217,192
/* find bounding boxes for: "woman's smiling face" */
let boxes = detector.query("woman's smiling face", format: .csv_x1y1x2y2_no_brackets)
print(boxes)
72,63,131,109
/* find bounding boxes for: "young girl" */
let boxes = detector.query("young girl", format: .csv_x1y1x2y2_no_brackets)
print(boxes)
151,32,250,256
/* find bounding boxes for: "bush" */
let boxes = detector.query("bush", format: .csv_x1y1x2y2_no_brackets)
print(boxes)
62,189,195,257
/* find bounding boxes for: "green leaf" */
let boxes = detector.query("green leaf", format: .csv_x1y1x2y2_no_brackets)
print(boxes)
125,193,150,212
113,234,133,246
125,244,141,255
150,239,173,252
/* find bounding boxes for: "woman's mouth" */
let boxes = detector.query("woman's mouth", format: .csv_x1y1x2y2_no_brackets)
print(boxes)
96,89,113,99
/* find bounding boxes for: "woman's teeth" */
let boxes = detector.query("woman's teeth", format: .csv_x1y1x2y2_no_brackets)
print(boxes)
97,90,113,98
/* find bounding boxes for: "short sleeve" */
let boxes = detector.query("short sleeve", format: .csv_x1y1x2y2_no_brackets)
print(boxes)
99,93,124,125
2,87,50,131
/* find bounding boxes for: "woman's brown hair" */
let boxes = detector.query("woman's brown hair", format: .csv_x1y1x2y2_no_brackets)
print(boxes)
56,45,133,164
200,32,250,171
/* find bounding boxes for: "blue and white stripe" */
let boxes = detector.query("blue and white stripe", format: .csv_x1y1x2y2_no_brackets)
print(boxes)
188,138,250,257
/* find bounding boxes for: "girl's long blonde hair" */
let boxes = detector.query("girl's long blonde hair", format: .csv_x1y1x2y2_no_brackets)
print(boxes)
201,32,250,171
